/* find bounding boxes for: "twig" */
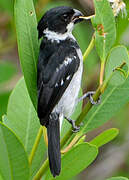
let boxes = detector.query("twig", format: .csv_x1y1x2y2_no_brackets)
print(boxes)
33,159,49,180
29,126,43,165
83,33,95,62
99,61,105,85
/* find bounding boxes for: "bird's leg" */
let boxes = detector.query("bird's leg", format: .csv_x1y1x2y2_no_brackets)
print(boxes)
77,91,101,105
64,116,80,133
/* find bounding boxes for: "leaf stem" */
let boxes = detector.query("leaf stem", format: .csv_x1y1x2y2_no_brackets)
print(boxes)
29,126,43,165
83,33,95,62
99,61,105,85
61,134,80,154
33,159,49,180
43,126,48,146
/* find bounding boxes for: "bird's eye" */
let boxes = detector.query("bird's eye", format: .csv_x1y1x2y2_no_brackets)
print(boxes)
62,13,69,22
63,14,68,18
61,13,69,22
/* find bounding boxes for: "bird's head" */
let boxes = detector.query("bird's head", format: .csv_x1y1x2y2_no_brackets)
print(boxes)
37,6,84,39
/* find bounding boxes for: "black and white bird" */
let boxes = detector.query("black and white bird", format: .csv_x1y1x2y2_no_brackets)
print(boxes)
37,6,96,177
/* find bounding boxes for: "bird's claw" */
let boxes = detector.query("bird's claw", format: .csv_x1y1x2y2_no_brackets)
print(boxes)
88,91,101,105
65,116,80,133
72,126,80,133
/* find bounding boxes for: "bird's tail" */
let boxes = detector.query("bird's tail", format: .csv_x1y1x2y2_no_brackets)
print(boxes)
47,112,61,177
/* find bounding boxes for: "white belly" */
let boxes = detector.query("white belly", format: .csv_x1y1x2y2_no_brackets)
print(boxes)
54,48,83,126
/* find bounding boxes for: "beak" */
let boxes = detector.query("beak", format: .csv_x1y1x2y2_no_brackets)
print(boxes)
79,14,95,20
72,9,84,24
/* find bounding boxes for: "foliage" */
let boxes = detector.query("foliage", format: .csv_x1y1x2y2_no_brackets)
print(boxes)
92,0,116,61
45,143,98,180
0,0,129,179
4,78,46,177
0,61,17,120
14,0,39,109
90,128,119,148
0,123,29,180
0,61,16,84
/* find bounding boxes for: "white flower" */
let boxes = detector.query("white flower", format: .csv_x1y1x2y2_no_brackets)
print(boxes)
108,0,127,17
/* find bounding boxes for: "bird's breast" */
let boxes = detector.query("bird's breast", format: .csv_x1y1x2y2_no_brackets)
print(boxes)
55,48,83,120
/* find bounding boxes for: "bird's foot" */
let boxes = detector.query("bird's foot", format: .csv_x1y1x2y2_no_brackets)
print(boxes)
77,91,101,105
64,117,80,133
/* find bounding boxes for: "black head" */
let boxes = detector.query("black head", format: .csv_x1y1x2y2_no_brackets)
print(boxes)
37,6,83,39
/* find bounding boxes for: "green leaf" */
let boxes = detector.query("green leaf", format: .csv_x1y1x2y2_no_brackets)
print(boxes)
76,135,86,145
0,122,29,180
0,92,10,121
92,0,116,61
45,143,98,180
14,0,39,109
0,61,17,85
73,22,94,54
2,115,8,122
80,76,129,134
4,78,46,177
106,177,129,180
105,46,129,86
90,128,119,148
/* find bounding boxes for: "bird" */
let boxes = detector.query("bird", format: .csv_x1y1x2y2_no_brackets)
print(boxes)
37,6,96,177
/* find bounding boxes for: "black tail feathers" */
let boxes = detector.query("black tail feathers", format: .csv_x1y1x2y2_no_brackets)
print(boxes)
47,112,61,177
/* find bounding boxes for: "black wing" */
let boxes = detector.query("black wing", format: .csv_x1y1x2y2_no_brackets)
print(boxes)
37,45,80,126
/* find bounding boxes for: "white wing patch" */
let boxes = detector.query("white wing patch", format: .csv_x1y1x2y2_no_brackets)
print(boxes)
61,79,64,86
58,56,73,70
66,75,71,80
55,83,58,87
64,57,72,66
56,67,59,72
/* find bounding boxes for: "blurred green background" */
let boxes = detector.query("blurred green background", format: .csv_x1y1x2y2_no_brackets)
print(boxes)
0,0,129,179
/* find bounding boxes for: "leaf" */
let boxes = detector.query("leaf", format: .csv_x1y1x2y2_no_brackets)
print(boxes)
90,128,119,148
0,122,29,180
0,92,10,121
80,76,129,134
92,0,116,61
0,61,17,85
76,135,86,145
4,78,46,177
105,46,129,86
14,0,39,109
45,143,98,180
2,115,8,122
106,177,129,180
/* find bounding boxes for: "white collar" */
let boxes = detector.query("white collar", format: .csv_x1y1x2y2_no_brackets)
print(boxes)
43,22,75,43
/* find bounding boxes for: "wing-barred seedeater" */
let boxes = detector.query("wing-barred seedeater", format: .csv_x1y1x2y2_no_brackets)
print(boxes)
37,6,97,177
